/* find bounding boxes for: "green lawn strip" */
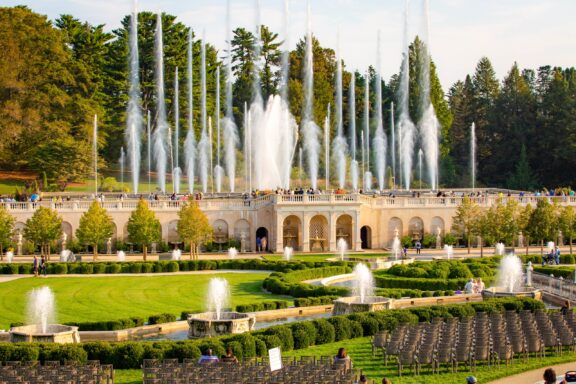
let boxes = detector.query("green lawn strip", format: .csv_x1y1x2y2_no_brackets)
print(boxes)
0,273,290,329
283,336,576,384
115,369,142,384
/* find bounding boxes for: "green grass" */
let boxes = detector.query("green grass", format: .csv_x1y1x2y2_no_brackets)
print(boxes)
0,272,289,329
283,336,576,383
115,370,142,384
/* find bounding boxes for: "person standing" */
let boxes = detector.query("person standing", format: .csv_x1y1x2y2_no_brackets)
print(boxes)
256,237,261,252
555,246,561,265
261,236,267,253
40,255,47,277
32,255,38,277
415,241,422,255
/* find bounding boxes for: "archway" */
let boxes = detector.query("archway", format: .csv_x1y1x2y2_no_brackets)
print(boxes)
212,219,229,249
234,219,251,251
165,220,180,248
282,215,302,250
431,216,445,237
387,217,403,247
61,221,73,241
360,226,372,249
408,217,424,242
335,215,353,249
256,227,269,252
309,215,328,252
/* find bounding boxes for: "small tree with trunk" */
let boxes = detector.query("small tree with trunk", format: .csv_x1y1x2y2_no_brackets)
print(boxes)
0,204,15,261
526,198,558,255
518,204,533,255
559,205,576,255
177,202,213,260
76,201,114,261
23,206,62,260
471,208,491,257
127,199,161,261
452,196,481,254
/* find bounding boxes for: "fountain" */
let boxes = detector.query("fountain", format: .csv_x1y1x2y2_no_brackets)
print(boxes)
6,251,13,263
494,242,505,256
391,230,401,261
153,13,168,193
547,241,555,254
482,253,541,299
227,247,238,260
363,70,372,191
470,122,476,191
332,264,390,315
332,30,347,189
198,35,209,193
349,75,358,190
117,250,126,262
126,3,142,194
187,278,255,338
171,248,181,261
60,250,73,262
184,30,196,193
283,246,293,261
337,238,348,261
373,31,387,191
444,244,453,259
10,287,80,343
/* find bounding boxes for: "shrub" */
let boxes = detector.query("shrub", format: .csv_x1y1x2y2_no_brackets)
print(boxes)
79,263,93,274
0,344,15,361
106,263,122,274
290,322,317,349
83,342,114,364
11,344,39,362
44,344,87,364
163,342,201,362
93,263,106,274
254,338,268,357
165,261,179,273
113,342,144,369
313,319,336,345
129,263,142,274
148,313,177,325
263,326,294,352
142,343,167,360
19,264,32,274
142,263,154,273
328,317,353,341
222,333,257,358
197,340,225,357
448,263,472,279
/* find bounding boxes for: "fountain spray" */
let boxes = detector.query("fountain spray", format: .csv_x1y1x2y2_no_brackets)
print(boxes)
349,75,358,191
470,122,476,191
153,13,168,193
373,31,387,191
332,28,348,189
363,70,372,191
93,114,98,195
126,3,142,194
184,30,196,193
214,67,224,193
224,0,239,192
173,67,180,194
198,35,209,193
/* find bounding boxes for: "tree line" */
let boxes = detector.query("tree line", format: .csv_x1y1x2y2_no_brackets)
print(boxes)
1,6,575,190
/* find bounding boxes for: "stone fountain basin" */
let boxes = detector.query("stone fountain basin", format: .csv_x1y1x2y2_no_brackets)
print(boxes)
481,287,542,300
187,312,256,339
9,324,80,343
332,296,391,315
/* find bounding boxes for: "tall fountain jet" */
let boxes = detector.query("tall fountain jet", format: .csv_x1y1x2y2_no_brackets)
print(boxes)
223,0,239,192
153,13,168,192
93,114,98,195
349,75,358,191
390,102,396,188
120,147,125,189
373,31,387,191
470,122,476,191
363,70,372,191
214,67,224,193
302,0,320,190
126,4,142,194
198,35,209,193
418,0,440,190
398,0,416,190
324,105,331,189
173,67,181,194
332,29,347,189
184,30,196,193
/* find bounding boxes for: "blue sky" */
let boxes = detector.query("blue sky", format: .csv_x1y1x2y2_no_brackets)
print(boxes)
5,0,576,89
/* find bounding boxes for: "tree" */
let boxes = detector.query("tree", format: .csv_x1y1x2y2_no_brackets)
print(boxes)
259,25,281,100
452,197,481,254
508,144,537,190
526,199,558,254
471,208,491,257
0,205,15,260
559,205,576,255
177,202,213,260
76,201,114,260
23,207,62,260
518,204,534,255
127,199,161,260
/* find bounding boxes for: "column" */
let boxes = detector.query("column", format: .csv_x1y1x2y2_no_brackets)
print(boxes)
274,214,283,252
354,211,362,251
328,213,336,252
303,213,310,252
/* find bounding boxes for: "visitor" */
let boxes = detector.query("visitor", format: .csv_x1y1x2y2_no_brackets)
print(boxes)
359,374,368,383
466,376,477,384
382,378,392,384
261,236,267,253
476,278,485,293
543,368,557,384
221,347,239,363
198,348,219,363
40,255,47,277
561,300,572,316
555,246,561,265
464,278,475,294
256,237,261,252
415,241,421,255
402,246,407,259
32,255,38,277
334,347,351,370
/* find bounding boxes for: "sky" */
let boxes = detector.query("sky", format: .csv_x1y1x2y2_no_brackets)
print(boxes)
5,0,576,90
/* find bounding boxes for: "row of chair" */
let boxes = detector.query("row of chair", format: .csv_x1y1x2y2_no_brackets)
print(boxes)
0,360,113,384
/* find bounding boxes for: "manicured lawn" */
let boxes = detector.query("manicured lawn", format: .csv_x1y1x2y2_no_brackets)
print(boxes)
0,272,289,329
283,336,576,383
115,370,142,384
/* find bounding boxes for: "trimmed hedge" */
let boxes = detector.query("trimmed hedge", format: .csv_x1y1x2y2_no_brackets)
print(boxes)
374,274,471,291
294,296,338,307
148,313,177,325
263,266,351,298
65,317,145,331
0,297,545,369
533,266,575,279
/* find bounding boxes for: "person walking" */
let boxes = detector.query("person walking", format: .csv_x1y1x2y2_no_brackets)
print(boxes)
415,241,422,255
32,255,39,277
40,255,47,277
555,246,561,265
256,237,261,252
261,236,267,253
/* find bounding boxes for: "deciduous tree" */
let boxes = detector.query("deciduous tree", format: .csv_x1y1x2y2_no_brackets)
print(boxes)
127,199,161,260
176,202,212,260
23,207,62,260
76,201,114,260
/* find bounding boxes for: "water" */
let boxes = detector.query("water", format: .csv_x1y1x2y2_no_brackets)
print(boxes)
364,172,373,192
117,251,126,262
184,30,196,193
444,244,453,259
363,70,371,191
198,36,209,193
301,0,320,190
333,30,347,189
470,122,476,191
172,167,181,194
153,14,168,193
373,31,387,191
337,238,348,261
119,147,125,190
147,110,152,192
324,107,330,189
215,66,222,194
418,148,423,188
6,251,13,263
392,235,401,261
173,67,180,194
26,286,55,334
283,246,293,261
390,102,396,187
126,5,142,194
495,254,523,293
349,75,358,191
170,249,181,261
547,241,555,253
60,250,72,262
207,278,230,321
352,264,375,304
93,114,98,194
398,0,416,190
227,247,238,260
495,242,505,256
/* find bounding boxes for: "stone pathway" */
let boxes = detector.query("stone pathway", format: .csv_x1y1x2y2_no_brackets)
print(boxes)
488,362,576,384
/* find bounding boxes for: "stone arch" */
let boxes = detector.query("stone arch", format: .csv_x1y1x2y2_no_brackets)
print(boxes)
388,217,403,246
233,219,250,240
408,217,424,241
212,219,229,247
256,227,269,252
361,226,372,249
309,215,328,252
282,215,302,250
165,220,180,244
61,221,73,241
431,216,445,237
335,214,353,249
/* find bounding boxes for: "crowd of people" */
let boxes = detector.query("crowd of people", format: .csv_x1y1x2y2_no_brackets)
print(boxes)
543,246,562,265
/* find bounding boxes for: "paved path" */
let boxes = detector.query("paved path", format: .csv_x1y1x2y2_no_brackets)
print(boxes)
488,362,576,384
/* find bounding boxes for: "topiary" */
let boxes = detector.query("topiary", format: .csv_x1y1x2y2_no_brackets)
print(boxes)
313,319,335,345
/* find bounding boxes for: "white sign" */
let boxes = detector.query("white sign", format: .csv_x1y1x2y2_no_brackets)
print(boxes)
268,347,282,372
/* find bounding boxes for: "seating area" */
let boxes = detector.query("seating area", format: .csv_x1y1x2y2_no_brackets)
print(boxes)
142,357,357,384
373,310,576,376
0,360,113,384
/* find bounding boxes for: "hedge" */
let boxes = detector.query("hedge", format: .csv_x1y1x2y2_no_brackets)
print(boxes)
294,296,338,307
0,259,353,275
374,274,472,291
533,266,575,279
521,254,576,265
263,266,352,298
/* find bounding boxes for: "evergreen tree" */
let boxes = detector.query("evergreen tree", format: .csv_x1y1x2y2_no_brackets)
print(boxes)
76,201,115,260
23,207,62,260
177,202,213,260
508,144,537,190
127,199,161,260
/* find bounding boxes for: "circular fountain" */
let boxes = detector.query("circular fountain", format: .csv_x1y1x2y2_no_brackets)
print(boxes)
187,278,255,338
332,264,391,315
482,253,541,300
10,287,80,343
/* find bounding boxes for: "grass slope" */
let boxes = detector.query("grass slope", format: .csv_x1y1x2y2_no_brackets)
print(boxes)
0,272,287,328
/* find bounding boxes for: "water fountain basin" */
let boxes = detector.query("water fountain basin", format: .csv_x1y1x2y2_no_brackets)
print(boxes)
9,324,80,343
187,312,256,338
332,296,391,315
481,287,542,300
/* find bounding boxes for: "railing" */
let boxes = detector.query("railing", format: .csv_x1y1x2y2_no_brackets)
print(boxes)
532,271,576,299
